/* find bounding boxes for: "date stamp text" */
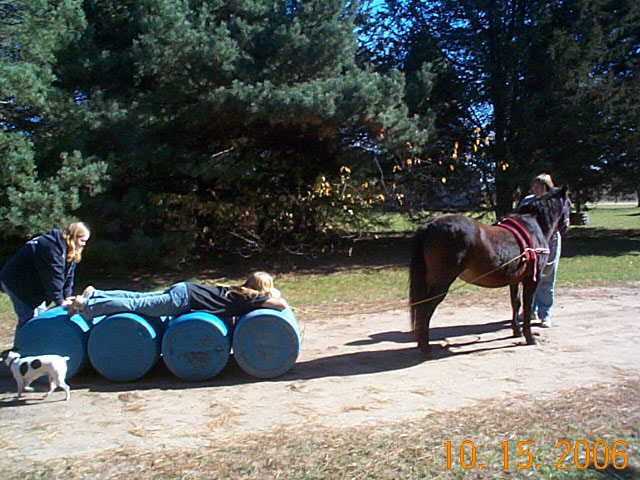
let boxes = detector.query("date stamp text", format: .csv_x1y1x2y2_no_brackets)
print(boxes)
444,439,629,470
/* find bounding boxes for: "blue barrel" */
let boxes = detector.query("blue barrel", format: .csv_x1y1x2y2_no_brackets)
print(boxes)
161,312,233,381
232,308,300,378
87,313,166,382
13,306,91,379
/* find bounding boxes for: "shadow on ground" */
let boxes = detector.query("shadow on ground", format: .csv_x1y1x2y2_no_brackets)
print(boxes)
563,227,640,258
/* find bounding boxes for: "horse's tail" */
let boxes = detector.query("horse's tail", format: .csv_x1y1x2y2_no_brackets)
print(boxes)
409,226,429,333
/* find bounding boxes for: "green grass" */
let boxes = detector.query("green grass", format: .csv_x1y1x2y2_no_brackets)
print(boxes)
584,202,639,229
0,294,12,343
277,268,410,307
560,204,640,285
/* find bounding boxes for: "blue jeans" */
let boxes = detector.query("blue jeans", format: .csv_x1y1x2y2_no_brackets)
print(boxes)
534,233,561,321
1,281,47,328
81,282,191,321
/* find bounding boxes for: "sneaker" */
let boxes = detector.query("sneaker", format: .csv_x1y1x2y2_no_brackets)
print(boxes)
68,295,87,317
540,317,552,328
269,287,282,299
82,285,95,299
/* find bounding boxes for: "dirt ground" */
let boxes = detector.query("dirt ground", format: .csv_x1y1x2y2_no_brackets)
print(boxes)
0,282,639,467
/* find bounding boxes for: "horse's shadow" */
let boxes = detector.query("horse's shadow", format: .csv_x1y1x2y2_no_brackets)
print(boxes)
0,319,522,398
347,319,513,346
345,330,414,346
431,319,515,341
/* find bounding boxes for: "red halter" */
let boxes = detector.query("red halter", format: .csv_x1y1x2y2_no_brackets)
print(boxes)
496,217,550,282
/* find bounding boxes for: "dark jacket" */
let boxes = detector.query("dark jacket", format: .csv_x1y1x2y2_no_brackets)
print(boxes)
0,229,77,308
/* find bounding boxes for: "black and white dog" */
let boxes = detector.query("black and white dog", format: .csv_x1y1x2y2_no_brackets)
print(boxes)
0,348,71,401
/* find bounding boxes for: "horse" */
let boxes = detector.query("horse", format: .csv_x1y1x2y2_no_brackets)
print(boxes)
409,185,570,357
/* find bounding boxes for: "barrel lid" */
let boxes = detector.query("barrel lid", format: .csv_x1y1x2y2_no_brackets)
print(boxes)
233,308,300,378
88,313,162,382
14,307,91,378
162,312,232,381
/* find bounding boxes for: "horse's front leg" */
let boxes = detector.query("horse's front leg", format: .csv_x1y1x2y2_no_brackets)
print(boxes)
522,280,540,345
509,284,522,337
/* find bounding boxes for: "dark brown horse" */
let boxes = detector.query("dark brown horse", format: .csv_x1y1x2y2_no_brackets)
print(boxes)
409,186,570,356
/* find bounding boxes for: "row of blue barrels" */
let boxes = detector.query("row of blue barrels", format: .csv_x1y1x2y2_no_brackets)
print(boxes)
13,306,300,382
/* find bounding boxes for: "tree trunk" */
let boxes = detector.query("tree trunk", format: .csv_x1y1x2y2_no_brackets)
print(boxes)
495,171,514,218
492,103,514,218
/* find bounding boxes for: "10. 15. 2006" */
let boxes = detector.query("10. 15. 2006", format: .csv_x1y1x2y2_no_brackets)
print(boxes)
444,439,629,470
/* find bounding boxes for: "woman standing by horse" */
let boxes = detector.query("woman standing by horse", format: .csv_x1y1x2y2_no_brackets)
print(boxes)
409,186,570,357
518,174,563,328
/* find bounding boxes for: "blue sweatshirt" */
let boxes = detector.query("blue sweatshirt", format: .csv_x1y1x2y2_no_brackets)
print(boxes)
0,229,77,308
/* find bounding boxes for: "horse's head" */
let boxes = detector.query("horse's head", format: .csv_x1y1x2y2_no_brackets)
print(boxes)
517,185,570,238
556,185,571,234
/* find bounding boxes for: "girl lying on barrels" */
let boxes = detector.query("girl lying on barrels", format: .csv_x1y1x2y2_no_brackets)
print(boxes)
68,271,288,321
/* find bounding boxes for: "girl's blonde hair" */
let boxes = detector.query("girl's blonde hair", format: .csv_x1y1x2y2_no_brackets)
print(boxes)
532,173,554,192
61,221,90,263
226,272,281,298
242,271,280,297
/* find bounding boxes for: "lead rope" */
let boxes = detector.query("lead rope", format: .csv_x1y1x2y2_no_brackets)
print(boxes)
408,251,529,308
289,306,309,344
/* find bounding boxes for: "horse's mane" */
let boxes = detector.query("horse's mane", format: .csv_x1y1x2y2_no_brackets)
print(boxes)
516,186,567,238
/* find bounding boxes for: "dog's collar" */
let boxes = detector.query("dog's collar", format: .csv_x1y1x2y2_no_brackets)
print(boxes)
8,356,19,368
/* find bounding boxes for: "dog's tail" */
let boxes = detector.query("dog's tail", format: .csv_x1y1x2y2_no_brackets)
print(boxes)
63,356,70,361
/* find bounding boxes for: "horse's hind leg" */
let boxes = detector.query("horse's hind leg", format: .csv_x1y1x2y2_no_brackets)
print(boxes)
410,224,467,357
509,284,522,337
412,287,450,357
522,280,540,345
411,251,458,357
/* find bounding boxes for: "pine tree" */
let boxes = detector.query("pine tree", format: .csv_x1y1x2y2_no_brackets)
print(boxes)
56,0,432,256
0,0,107,243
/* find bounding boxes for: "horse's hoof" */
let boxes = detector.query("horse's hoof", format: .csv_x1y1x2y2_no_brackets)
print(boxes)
512,331,522,338
418,343,432,358
526,337,540,346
